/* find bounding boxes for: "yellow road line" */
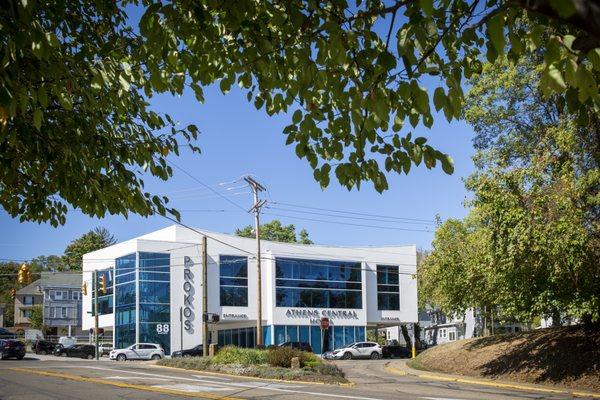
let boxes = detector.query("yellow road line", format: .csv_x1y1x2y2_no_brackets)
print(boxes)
383,365,407,377
9,367,242,400
416,372,600,398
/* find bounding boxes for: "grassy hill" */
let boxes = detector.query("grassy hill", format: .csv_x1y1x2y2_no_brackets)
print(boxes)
409,325,600,392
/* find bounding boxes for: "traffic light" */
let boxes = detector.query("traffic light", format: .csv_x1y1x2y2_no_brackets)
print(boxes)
10,288,16,299
81,281,88,296
98,275,106,294
17,264,30,284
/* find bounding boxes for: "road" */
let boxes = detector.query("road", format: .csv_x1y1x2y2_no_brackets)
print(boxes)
0,355,593,400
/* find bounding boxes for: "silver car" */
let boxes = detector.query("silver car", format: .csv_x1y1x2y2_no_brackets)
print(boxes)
109,343,164,361
326,341,383,360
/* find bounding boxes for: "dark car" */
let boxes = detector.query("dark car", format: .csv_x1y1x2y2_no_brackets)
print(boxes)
279,341,313,353
0,328,17,340
64,344,96,359
171,344,203,358
382,344,410,359
53,343,69,357
0,339,26,360
34,340,57,355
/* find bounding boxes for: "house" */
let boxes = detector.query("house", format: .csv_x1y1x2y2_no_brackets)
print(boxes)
13,279,44,329
40,272,83,336
13,272,83,335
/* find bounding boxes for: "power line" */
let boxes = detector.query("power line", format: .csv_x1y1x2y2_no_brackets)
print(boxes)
263,212,432,233
165,159,248,212
266,205,433,226
271,201,435,223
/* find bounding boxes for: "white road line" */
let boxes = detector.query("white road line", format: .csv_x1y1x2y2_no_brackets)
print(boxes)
104,376,170,381
153,384,232,392
193,374,231,381
81,366,386,400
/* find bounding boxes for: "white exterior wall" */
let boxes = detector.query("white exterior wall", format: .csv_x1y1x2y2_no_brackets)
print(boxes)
82,225,418,351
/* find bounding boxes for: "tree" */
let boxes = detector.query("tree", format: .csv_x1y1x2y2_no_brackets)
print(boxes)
421,54,600,324
62,227,117,270
1,1,598,225
28,305,44,330
235,220,313,244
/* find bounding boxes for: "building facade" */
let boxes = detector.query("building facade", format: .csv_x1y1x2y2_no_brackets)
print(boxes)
13,280,44,328
40,272,83,336
82,225,418,355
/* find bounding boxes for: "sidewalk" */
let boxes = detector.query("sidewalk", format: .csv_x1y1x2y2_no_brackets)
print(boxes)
384,359,600,399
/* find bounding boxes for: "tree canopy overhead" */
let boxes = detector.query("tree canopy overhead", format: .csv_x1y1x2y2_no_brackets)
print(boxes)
1,0,598,224
236,219,313,244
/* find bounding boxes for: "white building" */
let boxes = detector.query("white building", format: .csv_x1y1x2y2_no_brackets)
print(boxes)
82,225,418,354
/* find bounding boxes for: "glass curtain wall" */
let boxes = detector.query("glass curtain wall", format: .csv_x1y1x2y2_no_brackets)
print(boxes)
275,258,362,308
377,265,400,310
219,255,248,307
138,252,171,354
273,325,366,354
115,254,136,349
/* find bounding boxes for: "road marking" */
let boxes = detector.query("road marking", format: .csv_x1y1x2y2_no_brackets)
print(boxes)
105,375,170,381
9,368,242,400
154,384,232,392
81,366,384,400
193,374,231,381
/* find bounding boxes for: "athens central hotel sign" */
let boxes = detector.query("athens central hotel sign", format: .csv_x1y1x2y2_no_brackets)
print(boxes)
285,309,359,324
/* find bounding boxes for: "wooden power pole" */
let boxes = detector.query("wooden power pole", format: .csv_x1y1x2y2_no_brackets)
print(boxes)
244,176,266,346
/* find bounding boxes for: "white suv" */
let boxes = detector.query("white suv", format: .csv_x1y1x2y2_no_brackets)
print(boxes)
109,343,164,361
329,342,383,360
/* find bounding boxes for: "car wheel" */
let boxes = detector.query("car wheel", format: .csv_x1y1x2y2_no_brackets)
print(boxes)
343,352,352,360
17,355,24,360
40,350,47,355
116,354,127,361
87,354,94,360
151,354,161,360
183,354,191,358
370,352,380,360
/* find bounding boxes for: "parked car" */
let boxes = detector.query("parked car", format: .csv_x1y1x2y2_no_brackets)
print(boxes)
325,341,383,360
99,343,113,356
109,343,164,361
0,328,16,340
278,341,313,353
53,343,70,357
171,344,203,358
0,339,26,360
33,340,57,355
58,336,77,348
382,343,410,359
63,344,96,359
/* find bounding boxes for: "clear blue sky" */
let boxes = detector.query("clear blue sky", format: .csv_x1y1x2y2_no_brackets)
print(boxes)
0,6,477,261
0,81,475,261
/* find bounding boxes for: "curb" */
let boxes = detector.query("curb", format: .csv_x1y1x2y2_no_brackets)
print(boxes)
152,363,353,387
386,361,600,399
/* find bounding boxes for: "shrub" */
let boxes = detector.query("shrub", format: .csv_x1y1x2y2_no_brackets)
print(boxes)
265,347,317,368
311,362,345,378
212,346,267,366
157,356,212,370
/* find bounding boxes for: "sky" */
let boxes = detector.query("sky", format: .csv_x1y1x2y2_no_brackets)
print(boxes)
0,8,477,262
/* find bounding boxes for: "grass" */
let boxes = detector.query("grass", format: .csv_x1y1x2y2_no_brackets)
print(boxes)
157,346,347,384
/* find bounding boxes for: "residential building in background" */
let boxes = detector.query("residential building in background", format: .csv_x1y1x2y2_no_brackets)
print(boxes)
82,225,418,355
40,272,83,336
13,279,44,329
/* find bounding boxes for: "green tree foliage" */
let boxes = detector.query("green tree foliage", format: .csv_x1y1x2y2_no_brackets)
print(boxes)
1,1,599,224
62,227,117,270
236,220,313,244
421,55,600,323
28,305,44,330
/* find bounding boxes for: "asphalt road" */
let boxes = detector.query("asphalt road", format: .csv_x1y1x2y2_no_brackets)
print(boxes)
0,355,593,400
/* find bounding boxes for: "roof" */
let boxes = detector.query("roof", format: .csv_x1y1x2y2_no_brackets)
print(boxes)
16,272,82,294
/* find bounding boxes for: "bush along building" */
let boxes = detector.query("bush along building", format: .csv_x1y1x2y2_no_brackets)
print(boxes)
81,225,418,355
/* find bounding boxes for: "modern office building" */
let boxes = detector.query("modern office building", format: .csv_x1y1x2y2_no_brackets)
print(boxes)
81,225,418,354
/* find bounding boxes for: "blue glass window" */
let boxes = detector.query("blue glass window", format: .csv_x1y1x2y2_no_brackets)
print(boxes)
139,252,170,354
310,326,322,354
377,265,400,310
220,256,248,307
275,258,362,309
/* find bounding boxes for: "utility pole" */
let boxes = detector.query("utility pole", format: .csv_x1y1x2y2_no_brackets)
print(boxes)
93,270,99,360
244,176,266,347
202,235,209,356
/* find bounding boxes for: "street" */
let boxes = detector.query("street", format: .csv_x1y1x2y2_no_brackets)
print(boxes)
0,356,594,400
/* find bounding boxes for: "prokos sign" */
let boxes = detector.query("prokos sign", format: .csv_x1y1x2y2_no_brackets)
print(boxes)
182,256,195,332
